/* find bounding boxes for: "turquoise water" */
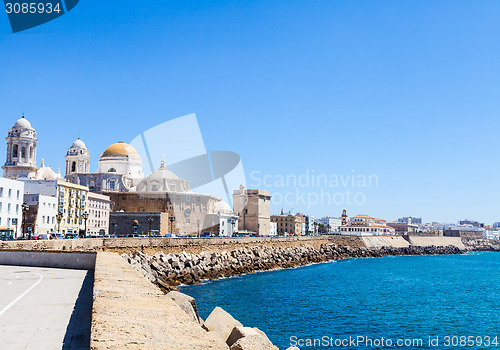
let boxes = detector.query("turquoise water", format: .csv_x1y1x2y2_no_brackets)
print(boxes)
180,253,500,349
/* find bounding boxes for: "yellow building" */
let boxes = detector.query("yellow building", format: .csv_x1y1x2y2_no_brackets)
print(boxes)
271,215,302,236
56,180,89,236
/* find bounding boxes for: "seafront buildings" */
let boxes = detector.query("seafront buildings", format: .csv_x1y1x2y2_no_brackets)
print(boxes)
339,215,396,236
0,177,24,238
1,115,244,237
2,115,500,240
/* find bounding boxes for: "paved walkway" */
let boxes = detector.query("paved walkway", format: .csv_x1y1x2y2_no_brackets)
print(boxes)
0,265,93,350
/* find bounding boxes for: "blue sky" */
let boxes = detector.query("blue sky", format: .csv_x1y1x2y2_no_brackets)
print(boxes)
1,1,499,223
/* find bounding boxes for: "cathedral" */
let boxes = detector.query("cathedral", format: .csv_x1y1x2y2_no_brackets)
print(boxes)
3,115,238,236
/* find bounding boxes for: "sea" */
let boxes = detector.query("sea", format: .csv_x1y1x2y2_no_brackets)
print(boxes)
180,252,499,350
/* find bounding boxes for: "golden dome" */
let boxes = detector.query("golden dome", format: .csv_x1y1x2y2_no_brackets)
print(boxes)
101,142,141,160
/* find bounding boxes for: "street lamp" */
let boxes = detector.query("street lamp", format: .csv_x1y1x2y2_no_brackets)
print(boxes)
229,218,236,236
22,202,29,240
82,211,89,238
130,219,139,237
196,219,200,238
56,211,63,235
148,216,154,237
169,216,175,236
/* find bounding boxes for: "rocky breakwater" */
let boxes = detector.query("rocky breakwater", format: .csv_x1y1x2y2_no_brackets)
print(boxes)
462,238,500,252
121,243,463,292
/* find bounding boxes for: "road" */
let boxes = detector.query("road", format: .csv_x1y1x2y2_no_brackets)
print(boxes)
0,265,93,350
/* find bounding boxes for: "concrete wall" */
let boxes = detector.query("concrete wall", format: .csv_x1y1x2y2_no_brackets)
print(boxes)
407,236,466,250
0,251,96,269
361,236,411,248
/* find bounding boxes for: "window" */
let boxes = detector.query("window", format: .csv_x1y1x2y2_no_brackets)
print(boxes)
21,147,26,158
0,188,3,197
140,195,144,200
12,144,18,157
186,196,191,202
8,189,12,198
0,203,2,212
7,218,11,226
16,190,20,200
71,162,76,172
108,168,116,173
109,179,116,190
7,203,11,214
16,204,19,214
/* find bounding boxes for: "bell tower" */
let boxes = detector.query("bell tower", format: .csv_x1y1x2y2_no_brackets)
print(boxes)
341,209,348,226
2,115,38,179
65,138,90,175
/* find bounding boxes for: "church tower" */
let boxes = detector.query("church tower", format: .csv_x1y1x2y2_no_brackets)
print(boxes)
2,115,38,179
65,138,90,175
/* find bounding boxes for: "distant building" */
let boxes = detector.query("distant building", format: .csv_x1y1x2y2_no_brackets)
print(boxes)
458,219,484,228
271,214,302,236
444,227,484,240
340,215,396,236
233,185,271,236
397,217,422,225
270,222,277,236
318,217,342,233
0,177,24,238
484,230,499,240
24,193,57,235
386,222,419,235
87,192,111,236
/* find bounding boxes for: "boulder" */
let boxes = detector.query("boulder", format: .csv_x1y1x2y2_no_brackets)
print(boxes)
226,327,266,347
229,331,278,350
203,307,243,342
166,291,202,324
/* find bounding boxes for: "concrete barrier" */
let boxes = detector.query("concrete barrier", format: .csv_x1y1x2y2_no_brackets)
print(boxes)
407,236,466,250
361,236,411,248
0,251,96,270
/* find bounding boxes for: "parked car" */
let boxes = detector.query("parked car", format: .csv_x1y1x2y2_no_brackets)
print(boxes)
0,236,15,241
50,233,64,240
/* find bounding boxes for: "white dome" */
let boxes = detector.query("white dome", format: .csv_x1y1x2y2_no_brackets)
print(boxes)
72,138,86,149
214,201,233,214
14,116,32,130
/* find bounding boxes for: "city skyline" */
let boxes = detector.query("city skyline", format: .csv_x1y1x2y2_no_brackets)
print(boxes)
1,1,500,223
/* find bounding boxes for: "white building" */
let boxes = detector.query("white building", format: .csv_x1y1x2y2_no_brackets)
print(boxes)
24,193,57,235
0,177,24,238
87,192,111,236
206,201,238,237
319,217,342,233
270,222,277,236
340,215,396,236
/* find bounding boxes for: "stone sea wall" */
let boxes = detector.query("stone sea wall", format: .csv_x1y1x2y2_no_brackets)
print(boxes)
122,243,463,293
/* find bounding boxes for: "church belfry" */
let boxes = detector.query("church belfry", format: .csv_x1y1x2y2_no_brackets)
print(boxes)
65,138,90,175
2,115,38,179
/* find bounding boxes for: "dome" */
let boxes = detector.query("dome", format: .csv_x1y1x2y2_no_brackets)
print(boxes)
214,201,233,214
71,138,86,149
101,142,141,160
14,116,32,130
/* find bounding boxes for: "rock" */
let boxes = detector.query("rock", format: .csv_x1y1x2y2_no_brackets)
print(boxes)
229,332,278,350
203,307,243,342
166,291,202,324
227,327,267,347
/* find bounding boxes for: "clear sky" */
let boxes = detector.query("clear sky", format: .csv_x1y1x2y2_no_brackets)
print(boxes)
1,1,499,224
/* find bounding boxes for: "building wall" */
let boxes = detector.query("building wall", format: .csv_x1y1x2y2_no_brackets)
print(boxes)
107,191,220,235
56,180,89,235
319,217,342,232
24,193,57,235
109,212,167,236
0,177,24,238
271,215,302,235
88,192,111,236
233,187,272,236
